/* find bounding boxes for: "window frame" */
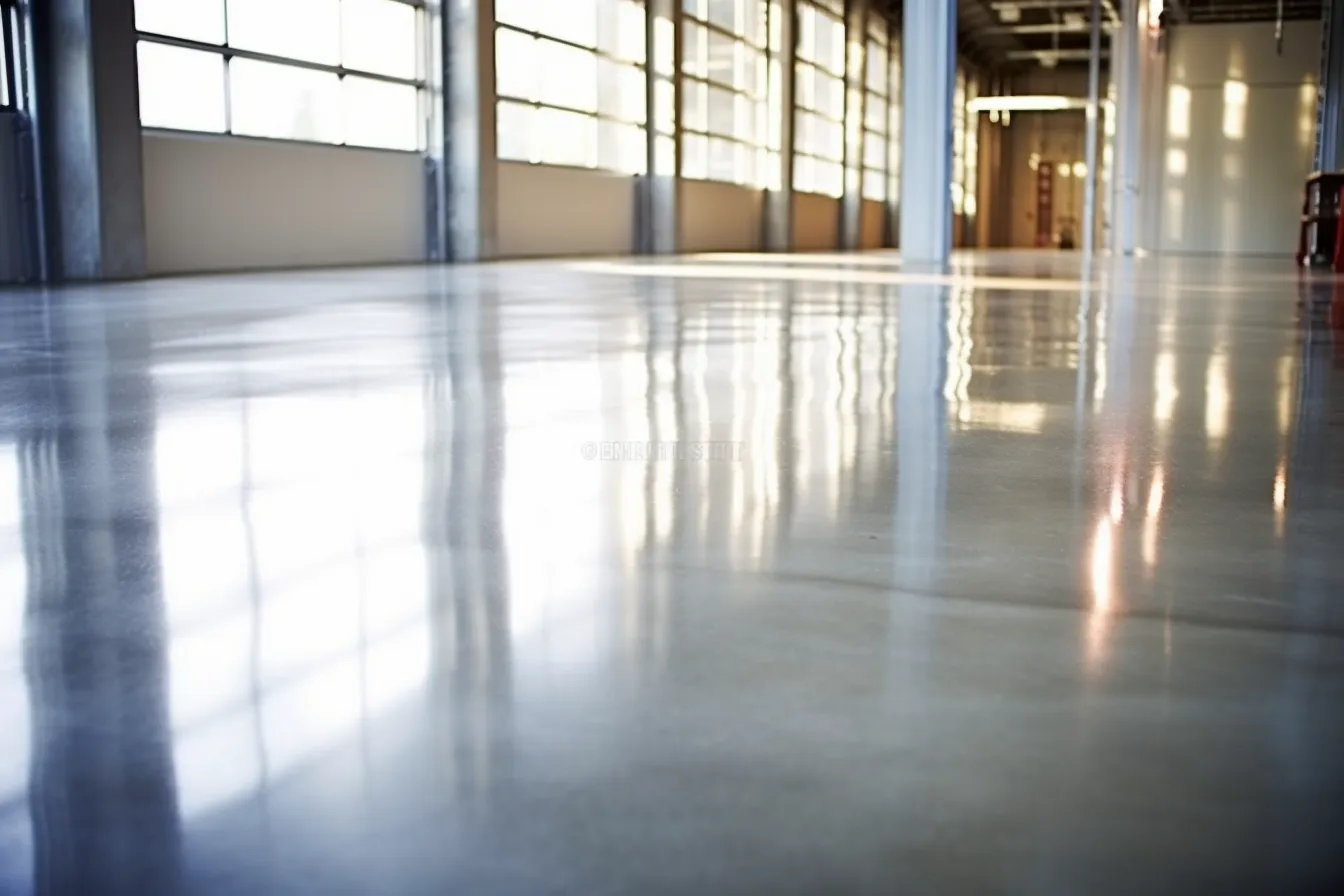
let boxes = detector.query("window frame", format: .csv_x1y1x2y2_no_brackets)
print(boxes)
680,1,771,188
793,0,846,197
492,3,649,175
134,0,427,151
1,0,18,111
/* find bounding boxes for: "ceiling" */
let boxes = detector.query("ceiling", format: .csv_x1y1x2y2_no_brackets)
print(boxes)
878,1,1326,71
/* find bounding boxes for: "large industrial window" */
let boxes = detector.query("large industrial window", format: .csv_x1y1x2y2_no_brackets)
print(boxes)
494,0,647,174
681,0,770,187
0,0,15,109
794,0,844,197
861,17,887,201
132,0,425,151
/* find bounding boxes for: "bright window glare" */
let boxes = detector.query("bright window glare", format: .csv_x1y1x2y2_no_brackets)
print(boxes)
230,58,343,144
133,0,424,150
133,0,225,44
227,0,341,67
342,0,419,81
137,43,227,132
494,0,648,175
344,76,420,150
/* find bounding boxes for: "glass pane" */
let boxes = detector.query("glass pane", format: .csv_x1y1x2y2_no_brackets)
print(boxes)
733,43,758,95
683,132,709,179
684,80,708,133
343,76,418,150
602,0,646,64
866,40,887,95
535,39,597,113
683,21,708,79
533,106,597,168
706,27,735,88
599,120,647,174
793,153,814,192
817,71,843,120
498,0,596,46
706,0,737,32
706,83,735,138
654,77,675,135
862,169,885,201
598,59,645,123
865,95,887,132
137,42,227,132
495,28,537,101
817,159,843,197
227,0,340,66
863,132,885,170
341,0,418,80
497,100,534,161
229,58,342,143
135,0,226,44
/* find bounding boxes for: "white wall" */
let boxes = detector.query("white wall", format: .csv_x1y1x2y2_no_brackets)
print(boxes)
1160,21,1320,255
496,162,635,258
680,179,763,253
142,132,425,275
793,192,840,251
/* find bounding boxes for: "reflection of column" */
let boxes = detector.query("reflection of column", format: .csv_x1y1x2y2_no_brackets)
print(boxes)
892,286,948,593
889,285,948,695
21,293,179,893
425,281,513,804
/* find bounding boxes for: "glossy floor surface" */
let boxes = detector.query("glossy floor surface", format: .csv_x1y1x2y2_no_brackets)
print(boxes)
1,251,1343,894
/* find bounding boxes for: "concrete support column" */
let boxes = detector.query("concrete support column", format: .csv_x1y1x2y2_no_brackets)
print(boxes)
764,0,798,252
899,0,957,266
838,0,869,250
430,0,497,263
1315,0,1344,172
640,0,680,254
1111,0,1139,254
32,0,145,280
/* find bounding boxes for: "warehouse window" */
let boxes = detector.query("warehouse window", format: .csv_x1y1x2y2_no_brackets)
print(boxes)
494,0,647,174
133,0,425,151
681,0,771,187
794,0,845,197
861,16,887,201
1,0,16,109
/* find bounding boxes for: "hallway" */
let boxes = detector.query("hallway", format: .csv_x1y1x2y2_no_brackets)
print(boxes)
1,251,1342,894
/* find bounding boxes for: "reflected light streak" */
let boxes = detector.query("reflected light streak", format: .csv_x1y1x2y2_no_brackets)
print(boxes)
1277,355,1294,437
1143,468,1165,569
1168,85,1192,139
1154,351,1178,427
1222,81,1248,140
1087,517,1117,671
1274,461,1287,538
1205,352,1230,445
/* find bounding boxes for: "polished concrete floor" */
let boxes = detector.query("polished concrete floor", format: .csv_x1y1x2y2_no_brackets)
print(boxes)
1,251,1343,894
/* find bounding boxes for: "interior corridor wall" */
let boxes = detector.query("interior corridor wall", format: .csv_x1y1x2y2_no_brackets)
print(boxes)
142,133,426,275
793,192,841,250
1159,20,1320,255
496,162,636,258
680,180,764,253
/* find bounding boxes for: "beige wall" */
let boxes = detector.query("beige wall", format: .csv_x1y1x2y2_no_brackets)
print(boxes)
860,199,886,249
142,132,425,275
1159,20,1319,255
496,162,636,258
793,192,840,250
680,179,763,253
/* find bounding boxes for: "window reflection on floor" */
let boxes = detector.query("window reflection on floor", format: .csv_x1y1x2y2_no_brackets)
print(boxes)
0,444,31,883
158,386,429,818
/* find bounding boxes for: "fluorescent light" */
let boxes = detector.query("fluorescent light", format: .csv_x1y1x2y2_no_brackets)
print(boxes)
968,95,1085,113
